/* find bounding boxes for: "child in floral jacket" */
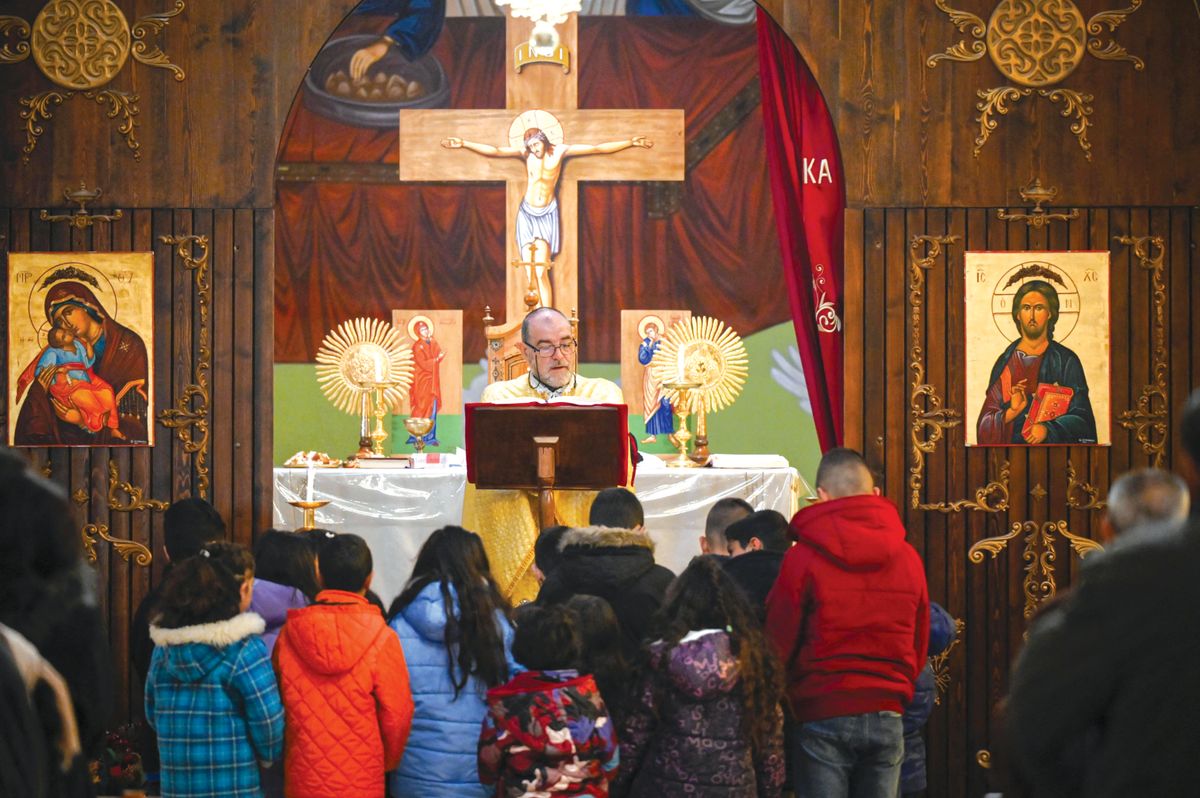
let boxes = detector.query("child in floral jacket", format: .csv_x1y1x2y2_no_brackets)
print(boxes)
478,605,618,797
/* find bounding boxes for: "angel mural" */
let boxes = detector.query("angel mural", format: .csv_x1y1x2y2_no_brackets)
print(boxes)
11,269,152,446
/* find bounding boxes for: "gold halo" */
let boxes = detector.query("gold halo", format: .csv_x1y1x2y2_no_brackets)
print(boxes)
406,314,434,340
652,316,748,413
637,314,666,340
508,109,564,150
315,317,414,415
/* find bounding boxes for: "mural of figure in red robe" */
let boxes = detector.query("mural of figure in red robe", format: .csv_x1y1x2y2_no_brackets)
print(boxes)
406,315,444,447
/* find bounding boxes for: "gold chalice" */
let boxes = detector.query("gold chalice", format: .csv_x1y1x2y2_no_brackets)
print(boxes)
404,417,434,454
662,382,702,468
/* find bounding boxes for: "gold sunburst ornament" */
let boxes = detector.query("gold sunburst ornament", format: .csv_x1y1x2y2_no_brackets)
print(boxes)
315,317,414,457
653,316,747,466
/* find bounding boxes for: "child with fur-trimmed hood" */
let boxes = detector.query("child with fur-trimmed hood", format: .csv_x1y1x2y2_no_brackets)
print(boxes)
146,542,284,798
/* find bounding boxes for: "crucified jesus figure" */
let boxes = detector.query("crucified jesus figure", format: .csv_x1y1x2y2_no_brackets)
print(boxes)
442,126,653,308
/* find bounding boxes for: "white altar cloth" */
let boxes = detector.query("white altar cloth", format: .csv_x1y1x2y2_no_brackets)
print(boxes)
274,464,802,606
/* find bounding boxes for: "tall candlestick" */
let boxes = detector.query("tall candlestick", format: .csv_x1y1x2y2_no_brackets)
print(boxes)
305,463,315,502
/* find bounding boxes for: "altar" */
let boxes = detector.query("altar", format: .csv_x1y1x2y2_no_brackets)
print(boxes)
273,462,803,606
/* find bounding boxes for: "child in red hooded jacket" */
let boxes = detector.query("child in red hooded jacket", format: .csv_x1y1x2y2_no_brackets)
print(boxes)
274,532,413,798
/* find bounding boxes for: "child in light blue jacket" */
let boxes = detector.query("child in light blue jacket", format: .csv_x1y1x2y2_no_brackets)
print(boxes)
388,526,521,798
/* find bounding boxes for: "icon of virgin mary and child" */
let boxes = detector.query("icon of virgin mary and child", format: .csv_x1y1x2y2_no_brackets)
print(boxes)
13,281,150,446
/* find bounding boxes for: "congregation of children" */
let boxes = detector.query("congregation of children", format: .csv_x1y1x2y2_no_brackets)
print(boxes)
5,390,1200,797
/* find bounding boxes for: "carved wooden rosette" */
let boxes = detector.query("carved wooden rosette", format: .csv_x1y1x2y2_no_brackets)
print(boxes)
2,0,186,161
158,234,212,498
927,0,1145,159
1114,234,1168,467
908,234,1009,514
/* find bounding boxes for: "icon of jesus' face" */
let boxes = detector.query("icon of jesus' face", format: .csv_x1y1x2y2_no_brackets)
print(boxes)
1016,290,1051,341
529,138,546,158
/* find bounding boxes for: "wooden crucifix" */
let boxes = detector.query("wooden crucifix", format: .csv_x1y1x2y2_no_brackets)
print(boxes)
398,13,685,324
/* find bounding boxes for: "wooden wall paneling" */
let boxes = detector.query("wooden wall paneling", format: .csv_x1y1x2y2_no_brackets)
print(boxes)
920,205,948,798
1129,208,1153,470
1087,208,1113,535
1169,209,1193,463
885,208,908,517
232,209,257,546
863,210,887,477
211,210,235,529
943,206,969,798
144,209,172,593
170,210,196,500
252,209,275,541
1193,208,1200,419
1109,208,1132,486
843,210,865,452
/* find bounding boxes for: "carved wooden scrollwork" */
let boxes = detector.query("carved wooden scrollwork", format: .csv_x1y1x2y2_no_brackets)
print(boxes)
157,234,211,498
108,460,168,512
1114,235,1168,467
930,617,966,705
1066,458,1107,511
82,523,152,567
909,234,1010,514
969,520,1102,618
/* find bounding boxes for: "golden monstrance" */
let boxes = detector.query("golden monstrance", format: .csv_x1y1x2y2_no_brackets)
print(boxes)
652,315,748,466
315,317,414,458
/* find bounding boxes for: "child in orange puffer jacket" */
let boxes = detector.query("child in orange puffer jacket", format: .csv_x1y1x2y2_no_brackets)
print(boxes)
274,532,414,798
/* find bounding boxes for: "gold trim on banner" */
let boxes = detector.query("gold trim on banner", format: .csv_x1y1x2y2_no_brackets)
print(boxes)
1066,458,1107,510
157,234,211,498
82,522,152,566
909,234,1010,513
969,520,1102,618
108,460,168,512
1114,234,1168,467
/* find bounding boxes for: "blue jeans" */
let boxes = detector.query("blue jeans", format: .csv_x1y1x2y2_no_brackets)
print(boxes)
790,711,904,798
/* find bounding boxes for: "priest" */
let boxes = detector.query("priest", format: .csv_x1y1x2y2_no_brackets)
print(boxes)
481,307,623,403
470,307,624,603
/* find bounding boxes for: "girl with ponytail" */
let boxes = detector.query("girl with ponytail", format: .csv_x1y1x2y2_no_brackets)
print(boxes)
386,526,520,797
146,541,285,798
614,556,787,798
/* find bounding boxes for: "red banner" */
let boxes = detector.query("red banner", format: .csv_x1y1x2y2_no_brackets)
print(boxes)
756,10,845,450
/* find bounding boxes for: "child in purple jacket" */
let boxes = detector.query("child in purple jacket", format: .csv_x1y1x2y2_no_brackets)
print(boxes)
249,530,319,653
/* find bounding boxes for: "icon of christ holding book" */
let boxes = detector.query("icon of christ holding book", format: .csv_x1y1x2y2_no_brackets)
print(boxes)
976,279,1097,445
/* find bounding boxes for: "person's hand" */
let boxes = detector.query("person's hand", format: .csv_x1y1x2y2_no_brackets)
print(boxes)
1004,379,1028,422
631,136,653,148
442,137,463,149
350,39,390,81
1023,423,1048,444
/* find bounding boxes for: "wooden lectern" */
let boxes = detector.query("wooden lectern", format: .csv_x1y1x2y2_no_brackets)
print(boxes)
465,403,629,530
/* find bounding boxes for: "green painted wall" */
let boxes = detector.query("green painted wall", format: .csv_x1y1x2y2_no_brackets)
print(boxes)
275,322,820,489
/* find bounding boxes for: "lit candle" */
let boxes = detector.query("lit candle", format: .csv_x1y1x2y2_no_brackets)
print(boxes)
305,462,315,502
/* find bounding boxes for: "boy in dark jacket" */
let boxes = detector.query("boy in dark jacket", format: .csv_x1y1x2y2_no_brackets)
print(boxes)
479,605,618,797
900,602,957,796
721,509,791,614
765,448,929,798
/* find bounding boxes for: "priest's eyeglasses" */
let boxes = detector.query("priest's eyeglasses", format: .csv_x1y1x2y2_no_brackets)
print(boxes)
525,339,577,356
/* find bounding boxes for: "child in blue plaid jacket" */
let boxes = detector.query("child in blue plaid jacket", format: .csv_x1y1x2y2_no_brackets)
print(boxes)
146,541,285,798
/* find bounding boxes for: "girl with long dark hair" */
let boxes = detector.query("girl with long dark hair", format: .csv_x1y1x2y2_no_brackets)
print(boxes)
564,594,635,727
146,541,284,798
387,526,519,797
615,556,786,798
